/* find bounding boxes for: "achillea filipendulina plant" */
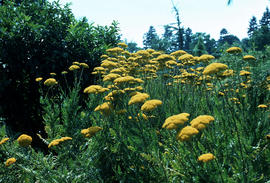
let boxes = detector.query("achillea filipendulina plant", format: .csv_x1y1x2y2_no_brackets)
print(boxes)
198,54,215,62
170,50,187,57
103,73,121,82
190,115,215,130
80,63,89,68
44,78,58,86
0,137,9,145
48,137,72,148
176,126,199,141
128,92,150,105
141,99,162,112
17,134,32,147
81,126,102,138
226,46,242,54
83,85,109,94
162,113,190,130
198,153,215,163
203,63,228,75
69,64,80,71
258,104,267,108
50,73,56,76
243,55,256,61
117,42,128,48
239,70,251,76
94,102,113,115
35,77,43,82
5,157,16,167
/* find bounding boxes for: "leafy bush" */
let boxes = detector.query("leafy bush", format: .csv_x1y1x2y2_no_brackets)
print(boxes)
0,0,120,148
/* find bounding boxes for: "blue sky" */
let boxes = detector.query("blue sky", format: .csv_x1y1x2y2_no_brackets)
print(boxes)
54,0,269,47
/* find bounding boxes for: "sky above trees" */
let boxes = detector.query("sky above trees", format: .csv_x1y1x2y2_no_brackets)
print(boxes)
54,0,269,46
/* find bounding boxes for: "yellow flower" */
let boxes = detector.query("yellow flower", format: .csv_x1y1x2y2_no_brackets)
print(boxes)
266,134,270,139
48,137,72,148
218,92,225,96
81,126,102,138
83,85,109,94
190,115,215,130
113,76,135,84
176,126,199,141
117,42,128,48
258,104,267,108
94,102,113,115
198,153,215,163
44,78,58,86
128,92,149,105
203,63,228,75
72,61,80,65
5,157,16,167
50,73,56,76
69,65,80,71
141,99,162,112
170,50,187,57
35,77,43,82
226,47,242,54
243,55,256,61
239,70,251,76
162,113,190,130
198,54,215,62
61,71,68,74
103,73,121,82
80,63,89,68
0,137,9,145
106,47,124,54
17,134,32,147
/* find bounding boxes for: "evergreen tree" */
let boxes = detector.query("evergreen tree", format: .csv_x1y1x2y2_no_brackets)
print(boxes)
184,27,192,52
171,0,184,50
143,26,159,49
193,36,207,56
248,16,258,37
259,7,270,27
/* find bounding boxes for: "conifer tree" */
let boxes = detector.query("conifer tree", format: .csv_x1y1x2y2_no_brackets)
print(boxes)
248,16,258,37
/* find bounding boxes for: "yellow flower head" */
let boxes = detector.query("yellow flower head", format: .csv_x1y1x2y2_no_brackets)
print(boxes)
117,42,128,48
83,85,109,94
128,92,150,105
48,136,72,148
80,63,89,68
0,137,9,145
94,102,113,115
35,77,43,82
72,61,80,65
61,71,68,75
162,113,190,130
198,54,215,62
50,73,56,76
103,73,121,82
258,104,267,108
141,99,162,112
170,50,187,57
113,76,135,84
69,65,80,71
81,126,102,138
176,126,199,141
198,153,215,163
243,55,256,61
44,78,58,86
239,70,251,76
17,134,32,147
5,157,16,167
190,115,215,130
178,54,194,61
203,63,228,75
226,47,242,54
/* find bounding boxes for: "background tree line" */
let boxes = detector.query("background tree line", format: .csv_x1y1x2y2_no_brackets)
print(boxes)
131,6,270,57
